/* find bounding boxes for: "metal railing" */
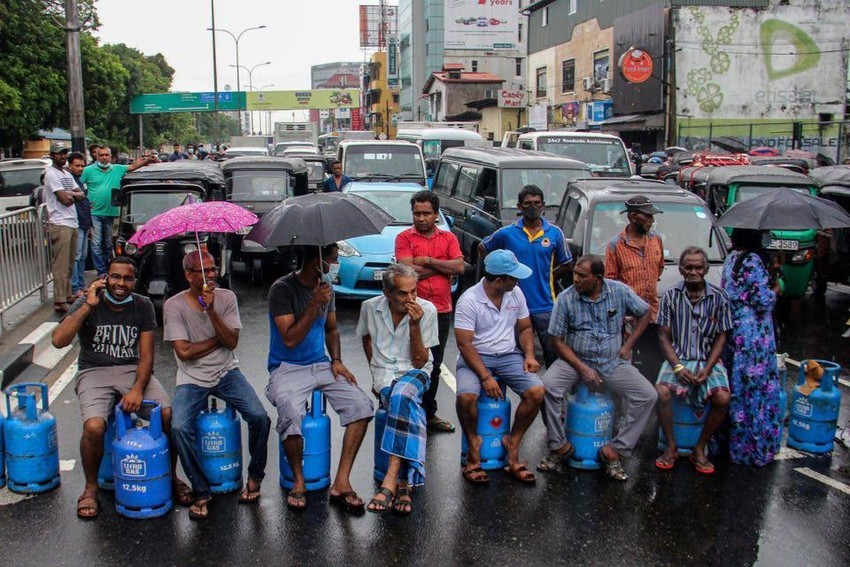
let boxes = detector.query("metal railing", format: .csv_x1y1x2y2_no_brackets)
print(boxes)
0,205,51,332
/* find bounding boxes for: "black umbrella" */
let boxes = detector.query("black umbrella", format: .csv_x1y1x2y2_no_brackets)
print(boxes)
245,191,395,248
717,189,850,230
710,136,748,153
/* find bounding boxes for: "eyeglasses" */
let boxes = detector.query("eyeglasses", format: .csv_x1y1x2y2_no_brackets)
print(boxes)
108,273,136,284
189,267,220,275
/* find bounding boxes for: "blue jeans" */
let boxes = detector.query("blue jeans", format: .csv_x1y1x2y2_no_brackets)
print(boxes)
90,215,114,276
171,368,272,499
71,227,89,293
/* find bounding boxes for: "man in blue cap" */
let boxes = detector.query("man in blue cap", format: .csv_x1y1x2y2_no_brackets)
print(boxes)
454,249,545,484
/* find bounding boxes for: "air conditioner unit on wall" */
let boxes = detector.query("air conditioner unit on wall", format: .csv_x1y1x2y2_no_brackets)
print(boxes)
582,77,594,91
602,77,613,93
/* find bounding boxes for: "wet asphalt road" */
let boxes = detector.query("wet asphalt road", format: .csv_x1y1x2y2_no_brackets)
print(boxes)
1,270,849,567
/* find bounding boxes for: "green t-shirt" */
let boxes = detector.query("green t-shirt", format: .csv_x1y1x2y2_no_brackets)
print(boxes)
80,163,129,216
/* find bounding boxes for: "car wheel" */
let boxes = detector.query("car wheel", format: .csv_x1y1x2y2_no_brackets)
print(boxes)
251,258,264,286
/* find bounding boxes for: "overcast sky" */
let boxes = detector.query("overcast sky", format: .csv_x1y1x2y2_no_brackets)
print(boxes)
95,0,368,93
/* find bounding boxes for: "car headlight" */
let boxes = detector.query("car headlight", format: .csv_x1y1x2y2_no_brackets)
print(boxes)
789,248,813,264
337,240,361,258
125,243,138,256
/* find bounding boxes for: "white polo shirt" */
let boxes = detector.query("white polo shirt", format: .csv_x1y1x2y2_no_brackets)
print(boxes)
356,295,439,392
43,166,78,228
454,279,530,356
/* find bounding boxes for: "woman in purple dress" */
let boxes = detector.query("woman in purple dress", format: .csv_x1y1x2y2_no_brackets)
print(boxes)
721,229,782,466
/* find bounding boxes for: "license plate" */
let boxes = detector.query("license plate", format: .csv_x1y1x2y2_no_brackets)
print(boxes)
767,239,798,251
236,226,252,236
373,270,385,281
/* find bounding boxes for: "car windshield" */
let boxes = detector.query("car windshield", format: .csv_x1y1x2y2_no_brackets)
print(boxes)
501,168,587,208
306,163,326,182
123,191,201,224
734,184,813,203
345,146,425,179
537,137,629,175
349,189,444,226
0,167,43,196
228,171,290,201
588,201,724,262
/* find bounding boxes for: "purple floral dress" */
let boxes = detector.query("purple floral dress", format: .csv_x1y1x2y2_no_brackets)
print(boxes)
721,251,781,466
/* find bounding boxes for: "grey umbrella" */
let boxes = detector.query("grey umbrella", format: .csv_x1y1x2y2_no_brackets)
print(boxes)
245,191,395,248
717,188,850,230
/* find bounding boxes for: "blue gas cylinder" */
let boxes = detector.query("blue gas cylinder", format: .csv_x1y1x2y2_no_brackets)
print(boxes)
787,360,842,453
657,397,709,456
113,401,173,519
0,409,5,489
566,384,615,470
461,383,511,470
196,397,243,494
3,382,60,494
777,354,789,442
374,404,390,482
97,414,116,490
279,390,331,491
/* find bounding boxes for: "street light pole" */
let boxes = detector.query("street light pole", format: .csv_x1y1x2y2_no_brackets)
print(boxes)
209,0,220,148
257,84,275,136
207,24,266,135
231,61,270,135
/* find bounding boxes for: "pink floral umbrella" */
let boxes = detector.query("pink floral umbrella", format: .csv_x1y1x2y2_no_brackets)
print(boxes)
128,201,258,287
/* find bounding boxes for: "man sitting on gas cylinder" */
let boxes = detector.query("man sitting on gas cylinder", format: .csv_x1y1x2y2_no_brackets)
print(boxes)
654,246,732,475
454,249,545,484
537,255,657,481
52,257,189,519
164,251,272,520
266,243,374,512
356,264,439,514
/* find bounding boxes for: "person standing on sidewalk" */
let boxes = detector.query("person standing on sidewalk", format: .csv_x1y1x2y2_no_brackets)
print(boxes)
43,143,85,313
164,251,271,520
395,190,465,433
479,184,573,368
80,146,155,277
67,152,92,300
604,195,665,380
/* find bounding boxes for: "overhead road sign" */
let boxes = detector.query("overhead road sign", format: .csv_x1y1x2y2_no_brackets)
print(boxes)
130,92,245,114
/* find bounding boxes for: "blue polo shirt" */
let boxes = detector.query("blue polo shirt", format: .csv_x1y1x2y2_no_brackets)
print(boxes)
481,218,571,315
267,273,334,371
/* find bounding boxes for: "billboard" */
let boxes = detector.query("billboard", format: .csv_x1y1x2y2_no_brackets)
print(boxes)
246,90,360,111
612,3,666,114
130,92,245,114
444,0,520,50
674,2,848,120
359,4,398,48
311,62,361,89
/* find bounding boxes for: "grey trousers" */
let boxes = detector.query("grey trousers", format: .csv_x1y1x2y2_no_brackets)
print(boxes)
541,359,658,457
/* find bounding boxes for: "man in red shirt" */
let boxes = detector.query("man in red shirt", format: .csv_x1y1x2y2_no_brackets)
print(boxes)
396,190,465,432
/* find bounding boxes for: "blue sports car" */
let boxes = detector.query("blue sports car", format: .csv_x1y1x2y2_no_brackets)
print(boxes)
334,182,456,299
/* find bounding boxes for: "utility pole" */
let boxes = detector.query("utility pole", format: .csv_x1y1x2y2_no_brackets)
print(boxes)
65,0,86,153
210,0,220,149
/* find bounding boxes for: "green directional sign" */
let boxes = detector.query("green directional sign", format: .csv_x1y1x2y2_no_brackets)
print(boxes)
130,91,245,114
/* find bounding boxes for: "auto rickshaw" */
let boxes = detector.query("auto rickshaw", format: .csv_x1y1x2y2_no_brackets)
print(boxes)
701,165,820,299
221,156,309,284
810,165,850,294
112,161,230,318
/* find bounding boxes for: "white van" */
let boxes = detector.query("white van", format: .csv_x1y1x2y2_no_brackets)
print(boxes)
516,131,632,177
0,159,49,213
396,128,485,161
338,140,427,186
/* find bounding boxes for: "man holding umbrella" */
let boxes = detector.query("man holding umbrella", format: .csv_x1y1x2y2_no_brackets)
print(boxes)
266,243,374,512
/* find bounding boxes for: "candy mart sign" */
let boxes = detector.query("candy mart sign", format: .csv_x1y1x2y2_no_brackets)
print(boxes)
498,90,527,108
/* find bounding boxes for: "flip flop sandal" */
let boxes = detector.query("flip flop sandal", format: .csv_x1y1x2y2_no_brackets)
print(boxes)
655,453,678,471
173,480,195,506
188,497,211,521
367,487,395,514
427,416,456,433
329,490,366,513
505,463,537,484
393,487,413,516
537,442,576,472
53,303,68,313
599,449,629,482
461,465,490,484
77,494,99,519
239,478,262,504
689,454,716,475
286,491,307,511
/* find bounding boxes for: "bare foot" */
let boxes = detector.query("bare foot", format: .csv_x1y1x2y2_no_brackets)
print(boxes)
465,434,483,466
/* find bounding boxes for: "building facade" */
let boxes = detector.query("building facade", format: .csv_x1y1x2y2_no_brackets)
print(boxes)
364,51,401,139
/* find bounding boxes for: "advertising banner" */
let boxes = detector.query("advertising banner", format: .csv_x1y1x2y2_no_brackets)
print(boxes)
246,90,360,111
498,89,527,108
444,0,520,50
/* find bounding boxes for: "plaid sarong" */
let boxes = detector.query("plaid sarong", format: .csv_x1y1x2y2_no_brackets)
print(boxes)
380,370,430,486
656,360,730,407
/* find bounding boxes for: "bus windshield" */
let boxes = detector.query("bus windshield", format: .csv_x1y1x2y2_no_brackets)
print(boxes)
344,145,425,180
537,136,630,176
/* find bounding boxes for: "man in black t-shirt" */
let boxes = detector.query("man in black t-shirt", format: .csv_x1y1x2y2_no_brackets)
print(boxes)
53,257,190,519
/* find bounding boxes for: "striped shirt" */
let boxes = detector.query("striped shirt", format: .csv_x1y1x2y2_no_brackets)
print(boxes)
548,279,649,377
656,281,733,362
604,230,664,320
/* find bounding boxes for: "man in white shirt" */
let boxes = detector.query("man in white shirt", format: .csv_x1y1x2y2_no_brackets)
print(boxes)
43,143,85,312
356,264,438,515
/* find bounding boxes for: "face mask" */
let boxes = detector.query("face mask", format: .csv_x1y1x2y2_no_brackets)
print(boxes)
188,149,195,154
104,289,134,305
321,262,340,284
97,162,111,171
522,207,543,221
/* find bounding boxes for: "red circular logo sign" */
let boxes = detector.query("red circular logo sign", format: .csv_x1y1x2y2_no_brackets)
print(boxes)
490,416,503,429
620,48,653,84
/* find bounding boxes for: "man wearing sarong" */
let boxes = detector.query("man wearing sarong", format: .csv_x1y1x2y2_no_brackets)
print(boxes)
356,264,438,514
655,246,733,475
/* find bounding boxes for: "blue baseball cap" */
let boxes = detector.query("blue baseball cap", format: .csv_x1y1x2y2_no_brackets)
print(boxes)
484,249,532,279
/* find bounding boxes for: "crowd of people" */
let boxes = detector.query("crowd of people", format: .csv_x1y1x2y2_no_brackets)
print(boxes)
50,183,783,521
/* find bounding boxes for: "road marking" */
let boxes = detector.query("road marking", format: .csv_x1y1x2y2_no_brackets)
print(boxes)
48,359,78,406
774,447,807,460
794,467,850,496
60,459,76,472
441,363,456,394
